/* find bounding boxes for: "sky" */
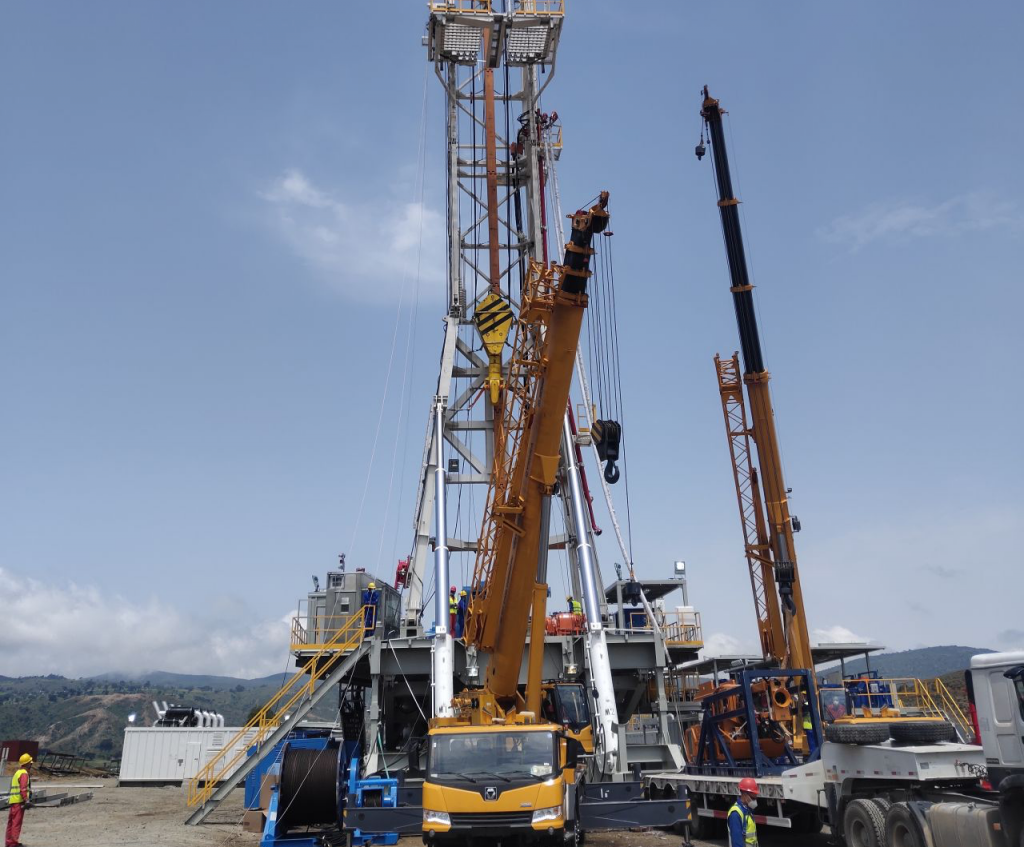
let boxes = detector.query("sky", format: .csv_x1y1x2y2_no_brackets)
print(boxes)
1,1,1022,679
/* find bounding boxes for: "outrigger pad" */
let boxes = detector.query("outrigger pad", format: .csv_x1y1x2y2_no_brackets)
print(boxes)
581,780,645,802
344,805,423,837
578,796,688,831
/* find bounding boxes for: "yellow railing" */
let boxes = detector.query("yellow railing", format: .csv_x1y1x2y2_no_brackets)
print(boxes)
514,0,565,14
186,607,369,809
928,677,973,741
291,609,375,651
613,610,703,647
430,1,493,13
665,611,703,647
830,677,947,720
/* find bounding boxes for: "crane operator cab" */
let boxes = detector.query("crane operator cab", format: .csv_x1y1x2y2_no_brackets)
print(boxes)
541,683,593,753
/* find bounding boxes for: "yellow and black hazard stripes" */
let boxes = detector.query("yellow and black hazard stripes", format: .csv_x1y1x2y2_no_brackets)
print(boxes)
475,293,514,405
475,293,514,343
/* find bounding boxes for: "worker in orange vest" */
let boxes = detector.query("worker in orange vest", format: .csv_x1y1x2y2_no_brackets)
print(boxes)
6,753,33,847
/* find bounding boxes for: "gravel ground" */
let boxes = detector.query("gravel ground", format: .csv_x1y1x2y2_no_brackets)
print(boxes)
16,779,831,847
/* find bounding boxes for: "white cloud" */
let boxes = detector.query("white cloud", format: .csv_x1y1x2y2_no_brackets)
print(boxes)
700,631,753,658
812,624,868,645
261,169,445,304
818,193,1024,250
0,567,292,679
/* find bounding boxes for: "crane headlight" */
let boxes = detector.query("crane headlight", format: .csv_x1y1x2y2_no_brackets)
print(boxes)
531,805,562,824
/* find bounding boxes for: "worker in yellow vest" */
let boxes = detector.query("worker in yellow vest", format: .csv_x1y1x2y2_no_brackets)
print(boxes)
6,753,33,847
448,586,458,634
727,777,759,847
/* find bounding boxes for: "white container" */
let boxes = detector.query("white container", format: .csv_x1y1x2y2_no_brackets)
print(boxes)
118,726,259,784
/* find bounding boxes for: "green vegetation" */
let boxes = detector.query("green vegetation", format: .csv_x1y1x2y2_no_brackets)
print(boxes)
819,645,993,683
0,675,285,760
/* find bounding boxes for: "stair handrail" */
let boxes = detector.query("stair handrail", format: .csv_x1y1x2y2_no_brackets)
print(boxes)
186,605,371,808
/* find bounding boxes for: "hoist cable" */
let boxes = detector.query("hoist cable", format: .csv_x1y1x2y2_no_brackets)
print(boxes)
544,144,631,567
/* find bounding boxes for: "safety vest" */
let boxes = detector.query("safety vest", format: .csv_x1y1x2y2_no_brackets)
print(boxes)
728,802,757,846
802,715,813,731
570,600,582,614
9,768,30,805
449,597,458,614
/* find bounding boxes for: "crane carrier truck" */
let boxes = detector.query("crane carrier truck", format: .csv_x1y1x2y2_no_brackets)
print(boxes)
643,87,1023,847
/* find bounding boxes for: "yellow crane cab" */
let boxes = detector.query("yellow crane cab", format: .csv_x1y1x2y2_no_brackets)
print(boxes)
422,722,584,845
540,682,593,754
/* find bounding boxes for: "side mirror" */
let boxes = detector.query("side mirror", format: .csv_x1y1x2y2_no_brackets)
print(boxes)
564,736,584,770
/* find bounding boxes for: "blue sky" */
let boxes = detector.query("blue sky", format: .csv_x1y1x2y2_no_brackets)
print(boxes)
1,1,1021,677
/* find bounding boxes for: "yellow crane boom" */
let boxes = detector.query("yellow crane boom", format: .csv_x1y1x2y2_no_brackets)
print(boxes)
464,192,610,717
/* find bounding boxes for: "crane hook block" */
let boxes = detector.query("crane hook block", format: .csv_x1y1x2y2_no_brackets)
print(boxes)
592,419,622,485
474,292,515,405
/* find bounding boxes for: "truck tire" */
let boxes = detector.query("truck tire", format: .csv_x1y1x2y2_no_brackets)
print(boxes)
825,722,890,745
871,797,892,817
843,798,886,847
684,803,713,840
885,802,927,847
889,721,957,744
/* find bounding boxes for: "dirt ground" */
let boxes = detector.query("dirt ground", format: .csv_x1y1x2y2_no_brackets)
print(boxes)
16,778,830,847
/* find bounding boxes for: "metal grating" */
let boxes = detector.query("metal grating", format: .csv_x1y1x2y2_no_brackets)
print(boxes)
449,811,533,827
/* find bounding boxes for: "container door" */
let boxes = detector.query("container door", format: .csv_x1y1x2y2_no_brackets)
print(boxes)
182,740,202,782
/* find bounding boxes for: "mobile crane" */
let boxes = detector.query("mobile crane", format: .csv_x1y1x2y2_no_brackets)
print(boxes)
678,86,823,788
646,87,1017,847
422,193,686,845
422,194,606,846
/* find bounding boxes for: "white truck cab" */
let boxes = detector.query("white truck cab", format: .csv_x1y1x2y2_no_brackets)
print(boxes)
970,651,1024,791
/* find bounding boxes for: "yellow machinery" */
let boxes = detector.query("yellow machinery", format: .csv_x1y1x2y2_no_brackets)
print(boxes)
698,87,955,768
422,194,609,845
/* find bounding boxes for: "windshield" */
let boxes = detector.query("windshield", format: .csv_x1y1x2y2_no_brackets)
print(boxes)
428,730,556,779
549,684,590,731
819,688,848,723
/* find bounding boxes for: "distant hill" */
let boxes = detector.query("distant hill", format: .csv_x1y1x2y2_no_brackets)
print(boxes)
0,672,333,763
89,670,289,690
819,645,994,682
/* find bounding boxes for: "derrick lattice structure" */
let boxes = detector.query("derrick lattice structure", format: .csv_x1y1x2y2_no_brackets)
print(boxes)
405,1,569,631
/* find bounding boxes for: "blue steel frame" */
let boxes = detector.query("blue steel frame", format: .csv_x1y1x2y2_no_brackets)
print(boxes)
686,669,822,778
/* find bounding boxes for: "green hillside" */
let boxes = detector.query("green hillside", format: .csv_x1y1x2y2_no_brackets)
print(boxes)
818,645,993,682
0,674,301,762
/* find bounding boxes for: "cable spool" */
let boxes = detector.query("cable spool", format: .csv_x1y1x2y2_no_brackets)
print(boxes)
278,744,340,829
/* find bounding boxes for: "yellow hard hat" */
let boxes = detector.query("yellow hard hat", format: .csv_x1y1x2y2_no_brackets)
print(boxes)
460,590,467,596
18,754,33,765
368,581,376,589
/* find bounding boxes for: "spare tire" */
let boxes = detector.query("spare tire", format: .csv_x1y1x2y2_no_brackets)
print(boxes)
825,722,890,745
889,720,957,745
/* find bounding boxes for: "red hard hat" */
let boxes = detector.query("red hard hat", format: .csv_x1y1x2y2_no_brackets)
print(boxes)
738,778,759,796
450,586,457,593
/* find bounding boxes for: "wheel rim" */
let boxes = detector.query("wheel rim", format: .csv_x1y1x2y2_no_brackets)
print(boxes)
890,821,914,847
848,818,869,847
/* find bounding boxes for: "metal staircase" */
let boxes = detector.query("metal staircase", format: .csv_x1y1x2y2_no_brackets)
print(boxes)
928,676,975,743
185,608,370,825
